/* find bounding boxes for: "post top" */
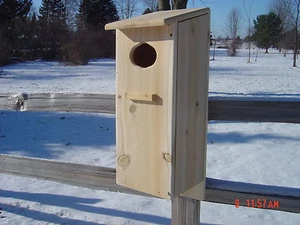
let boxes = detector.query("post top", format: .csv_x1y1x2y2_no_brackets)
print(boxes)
105,8,209,30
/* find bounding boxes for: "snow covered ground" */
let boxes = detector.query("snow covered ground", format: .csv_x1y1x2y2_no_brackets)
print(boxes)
0,49,300,224
0,59,116,94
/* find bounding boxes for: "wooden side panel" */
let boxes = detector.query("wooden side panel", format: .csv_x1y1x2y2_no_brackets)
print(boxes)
173,14,210,200
116,26,175,199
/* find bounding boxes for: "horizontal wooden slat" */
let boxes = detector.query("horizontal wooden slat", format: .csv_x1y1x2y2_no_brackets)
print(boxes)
1,93,300,123
0,154,149,197
206,188,300,213
208,97,300,123
206,179,300,213
0,93,115,113
0,154,299,214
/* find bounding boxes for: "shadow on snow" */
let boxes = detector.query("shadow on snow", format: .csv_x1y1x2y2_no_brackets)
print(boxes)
0,189,222,225
0,110,115,159
0,189,171,225
207,131,299,144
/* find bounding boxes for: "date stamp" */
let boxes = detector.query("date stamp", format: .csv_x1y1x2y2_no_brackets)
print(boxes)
235,199,280,209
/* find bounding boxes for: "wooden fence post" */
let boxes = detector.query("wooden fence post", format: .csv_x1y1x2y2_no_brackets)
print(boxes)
171,196,200,225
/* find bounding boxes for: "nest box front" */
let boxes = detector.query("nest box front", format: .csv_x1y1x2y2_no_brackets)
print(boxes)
105,8,210,200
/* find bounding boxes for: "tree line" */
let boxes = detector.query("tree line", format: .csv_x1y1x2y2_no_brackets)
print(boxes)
225,0,300,67
0,0,119,65
2,0,299,67
0,0,186,66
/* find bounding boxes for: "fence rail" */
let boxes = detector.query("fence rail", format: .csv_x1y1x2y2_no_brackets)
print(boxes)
0,93,115,113
1,93,300,123
1,154,299,213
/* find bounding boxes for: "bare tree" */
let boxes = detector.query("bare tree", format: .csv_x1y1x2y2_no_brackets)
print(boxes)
290,0,300,67
269,0,300,67
64,0,80,30
269,0,291,31
226,7,241,56
142,0,159,14
172,0,188,9
143,0,158,11
114,0,138,19
158,0,188,10
158,0,171,10
243,0,253,63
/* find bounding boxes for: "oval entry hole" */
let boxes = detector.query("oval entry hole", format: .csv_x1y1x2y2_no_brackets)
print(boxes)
130,43,157,68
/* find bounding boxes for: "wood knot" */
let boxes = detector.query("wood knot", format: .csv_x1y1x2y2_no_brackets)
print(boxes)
129,105,136,113
163,153,172,162
118,154,130,167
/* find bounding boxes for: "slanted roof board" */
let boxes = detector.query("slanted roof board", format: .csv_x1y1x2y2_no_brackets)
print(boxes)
105,8,209,30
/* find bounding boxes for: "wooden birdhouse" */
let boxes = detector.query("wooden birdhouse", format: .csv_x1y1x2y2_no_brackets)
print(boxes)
105,8,210,200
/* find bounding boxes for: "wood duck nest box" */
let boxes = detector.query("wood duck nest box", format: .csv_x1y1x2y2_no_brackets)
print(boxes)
105,8,210,200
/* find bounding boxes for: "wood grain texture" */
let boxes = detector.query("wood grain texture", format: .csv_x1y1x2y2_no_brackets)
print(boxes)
205,188,300,214
125,92,157,101
171,196,200,225
209,97,300,123
105,8,209,30
0,154,148,196
115,26,174,199
0,93,115,113
1,154,299,214
172,14,210,200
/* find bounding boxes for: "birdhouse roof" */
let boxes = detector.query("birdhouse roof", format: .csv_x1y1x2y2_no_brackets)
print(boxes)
105,8,209,30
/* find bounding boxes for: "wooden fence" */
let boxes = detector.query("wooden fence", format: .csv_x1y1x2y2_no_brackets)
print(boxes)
0,93,300,224
1,93,300,123
0,154,299,214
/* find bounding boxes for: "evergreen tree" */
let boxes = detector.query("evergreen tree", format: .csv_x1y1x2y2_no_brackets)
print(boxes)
77,0,118,31
0,0,32,26
38,0,69,60
65,0,119,63
0,0,32,64
253,12,283,53
39,0,66,23
21,12,39,59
